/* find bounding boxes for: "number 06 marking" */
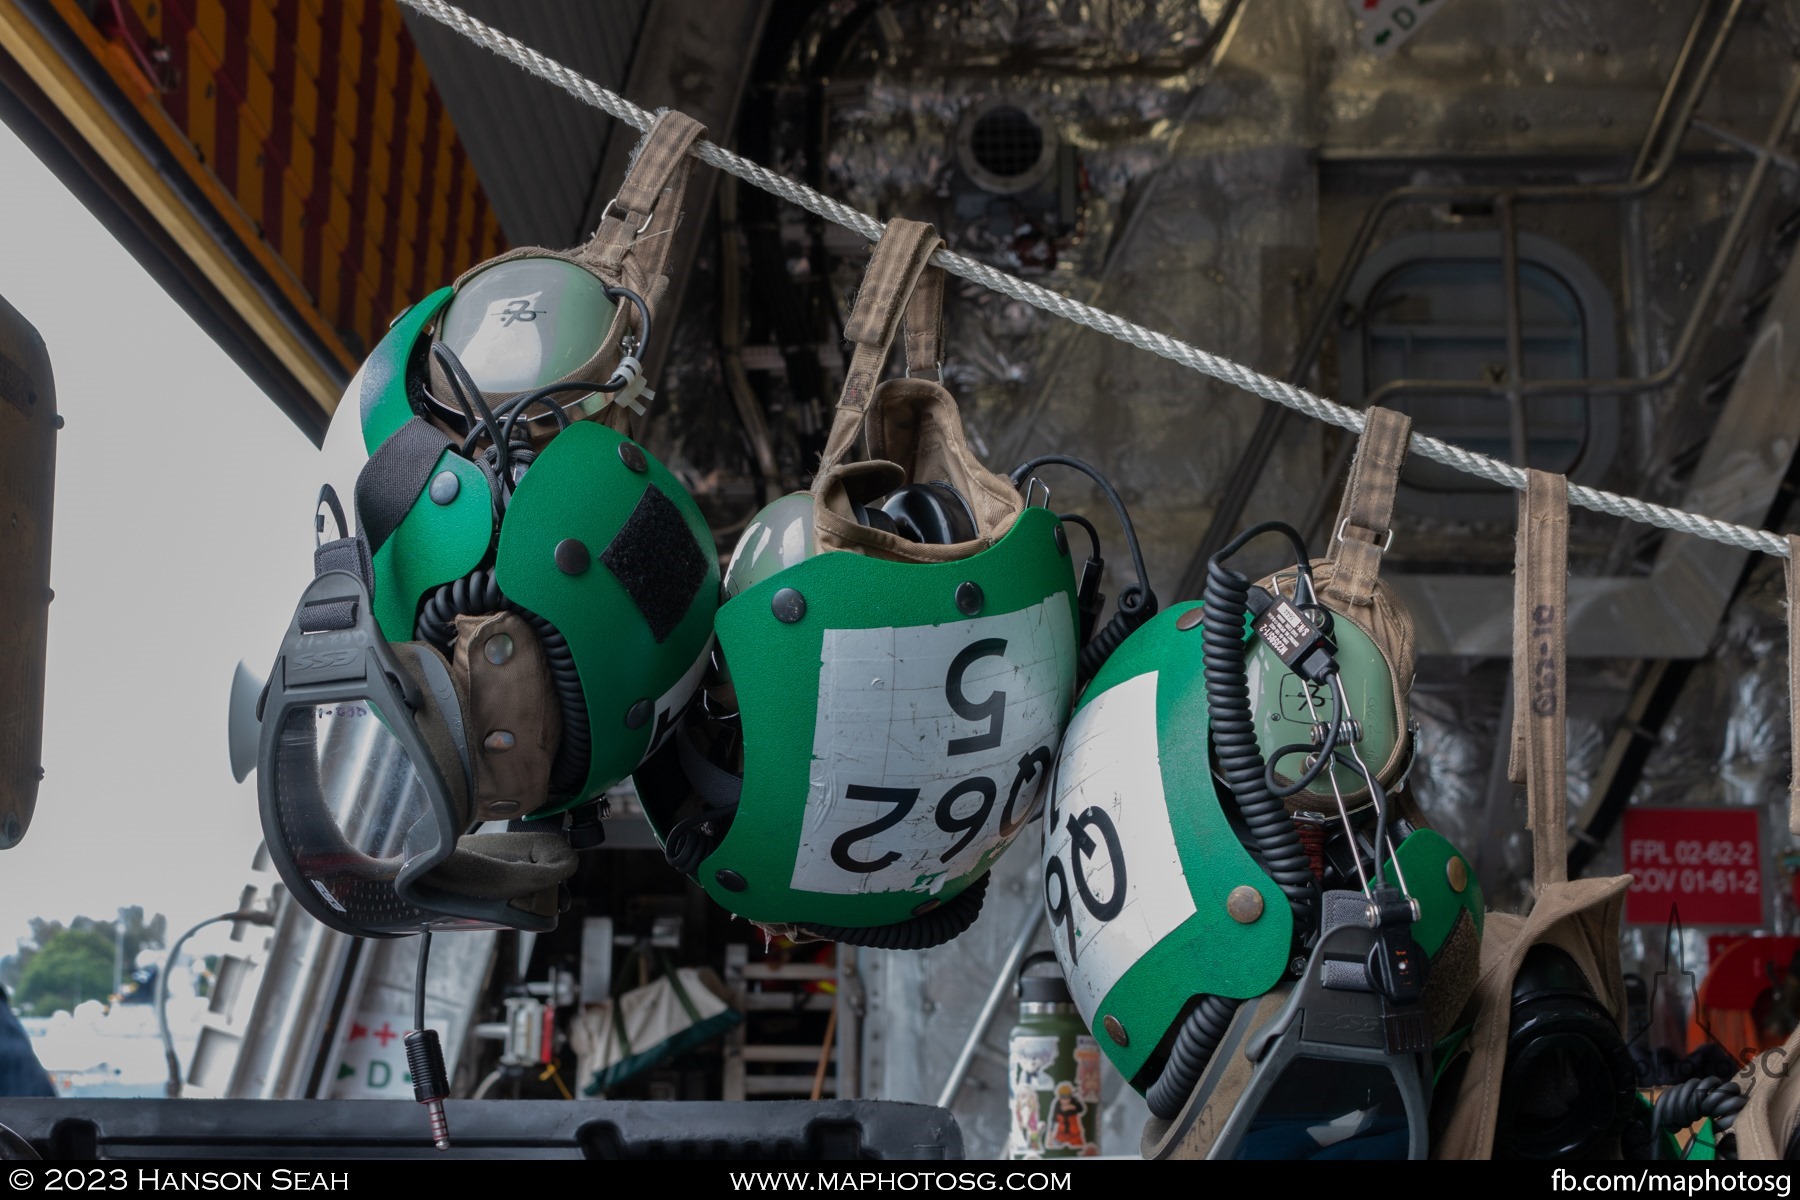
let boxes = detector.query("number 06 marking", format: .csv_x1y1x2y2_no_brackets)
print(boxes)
1046,806,1129,965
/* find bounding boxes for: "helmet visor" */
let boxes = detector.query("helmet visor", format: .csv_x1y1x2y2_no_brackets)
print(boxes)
1190,899,1431,1161
268,698,441,932
258,572,476,936
1230,1058,1412,1160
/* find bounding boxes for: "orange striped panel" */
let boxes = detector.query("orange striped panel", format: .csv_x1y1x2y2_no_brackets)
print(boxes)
46,0,506,369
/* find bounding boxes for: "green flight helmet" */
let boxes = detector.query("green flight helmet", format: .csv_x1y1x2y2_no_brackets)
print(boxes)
338,291,718,816
1042,600,1484,1152
632,217,1080,950
256,110,724,937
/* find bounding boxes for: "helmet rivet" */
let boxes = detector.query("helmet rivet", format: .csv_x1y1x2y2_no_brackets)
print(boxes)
1447,856,1469,893
772,587,807,623
715,869,748,892
1176,607,1205,632
488,800,521,817
955,581,984,616
484,730,516,753
912,899,941,915
554,538,590,575
625,699,652,730
428,469,460,505
1227,885,1264,924
1054,524,1068,556
1103,1015,1128,1047
618,442,648,473
484,633,515,665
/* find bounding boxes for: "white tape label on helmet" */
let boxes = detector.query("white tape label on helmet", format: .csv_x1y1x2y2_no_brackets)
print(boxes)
790,596,1076,897
1043,670,1196,1023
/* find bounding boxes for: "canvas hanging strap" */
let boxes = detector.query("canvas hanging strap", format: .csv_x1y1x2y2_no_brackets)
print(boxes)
1508,469,1571,891
581,109,709,288
814,218,946,475
1325,406,1411,609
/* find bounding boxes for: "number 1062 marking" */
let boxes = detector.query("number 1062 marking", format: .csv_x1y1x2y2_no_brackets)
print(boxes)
828,638,1054,874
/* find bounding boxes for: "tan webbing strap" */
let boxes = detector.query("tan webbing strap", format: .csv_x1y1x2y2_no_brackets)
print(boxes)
582,110,708,284
1509,470,1571,891
1788,535,1800,835
901,265,946,378
1325,407,1411,610
816,219,945,472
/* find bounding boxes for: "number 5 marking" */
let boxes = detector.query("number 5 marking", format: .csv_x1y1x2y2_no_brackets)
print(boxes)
946,638,1009,755
829,785,920,873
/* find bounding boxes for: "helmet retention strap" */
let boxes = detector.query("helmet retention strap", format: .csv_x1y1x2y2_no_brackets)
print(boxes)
1507,469,1570,892
1325,405,1410,610
817,217,946,472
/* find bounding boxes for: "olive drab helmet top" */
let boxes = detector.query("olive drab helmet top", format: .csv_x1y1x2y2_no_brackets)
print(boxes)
254,112,720,938
633,218,1080,949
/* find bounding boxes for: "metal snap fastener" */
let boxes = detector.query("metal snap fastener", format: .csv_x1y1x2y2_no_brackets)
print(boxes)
618,442,648,473
715,870,747,892
772,587,807,623
625,699,652,730
484,633,515,665
429,470,460,505
955,581,984,616
1227,885,1264,924
554,538,589,576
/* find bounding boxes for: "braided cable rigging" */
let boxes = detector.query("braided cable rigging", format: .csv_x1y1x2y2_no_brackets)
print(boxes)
396,0,1794,562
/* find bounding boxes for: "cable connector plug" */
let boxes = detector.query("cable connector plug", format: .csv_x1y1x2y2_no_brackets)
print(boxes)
1247,585,1337,683
405,1027,451,1151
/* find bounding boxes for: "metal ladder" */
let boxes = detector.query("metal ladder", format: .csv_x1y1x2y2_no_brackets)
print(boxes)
721,943,861,1100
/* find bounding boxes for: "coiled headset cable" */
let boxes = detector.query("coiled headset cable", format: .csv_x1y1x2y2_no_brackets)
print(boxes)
1147,520,1329,1120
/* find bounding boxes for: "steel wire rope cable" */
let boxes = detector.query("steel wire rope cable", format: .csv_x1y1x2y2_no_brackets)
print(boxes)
396,0,1795,563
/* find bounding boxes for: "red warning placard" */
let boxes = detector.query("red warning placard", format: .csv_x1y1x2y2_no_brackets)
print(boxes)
1623,807,1764,928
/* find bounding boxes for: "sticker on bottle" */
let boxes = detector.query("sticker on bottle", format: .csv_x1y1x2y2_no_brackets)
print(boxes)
789,597,1076,897
1043,671,1197,1022
1011,1035,1061,1093
1075,1035,1102,1104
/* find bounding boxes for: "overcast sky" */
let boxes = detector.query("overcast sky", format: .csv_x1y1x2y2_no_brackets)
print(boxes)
0,116,327,960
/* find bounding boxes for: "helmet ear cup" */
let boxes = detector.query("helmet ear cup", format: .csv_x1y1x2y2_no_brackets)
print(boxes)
878,482,976,544
1494,945,1637,1159
852,499,901,537
852,481,976,545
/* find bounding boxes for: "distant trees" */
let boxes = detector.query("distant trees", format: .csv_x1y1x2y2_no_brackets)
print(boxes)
1,908,166,1017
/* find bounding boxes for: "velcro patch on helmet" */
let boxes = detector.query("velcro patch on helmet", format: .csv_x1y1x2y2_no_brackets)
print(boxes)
601,485,708,644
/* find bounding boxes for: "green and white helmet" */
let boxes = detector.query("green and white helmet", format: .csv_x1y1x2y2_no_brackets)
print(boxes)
1045,590,1484,1155
634,219,1080,948
255,113,719,937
